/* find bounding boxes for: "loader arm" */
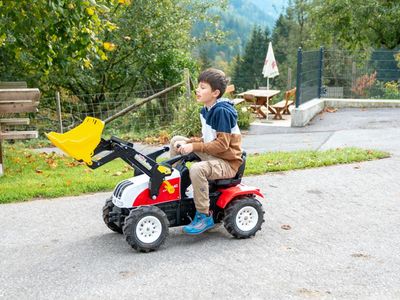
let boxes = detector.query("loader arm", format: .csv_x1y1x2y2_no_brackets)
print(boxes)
89,136,172,199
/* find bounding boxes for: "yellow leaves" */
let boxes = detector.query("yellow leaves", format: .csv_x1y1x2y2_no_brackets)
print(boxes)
99,50,108,61
0,33,6,46
103,42,116,51
83,58,93,69
118,0,132,5
67,3,75,9
86,7,95,16
105,21,118,31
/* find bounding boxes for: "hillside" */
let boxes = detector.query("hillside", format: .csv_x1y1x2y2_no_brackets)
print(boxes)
194,0,287,62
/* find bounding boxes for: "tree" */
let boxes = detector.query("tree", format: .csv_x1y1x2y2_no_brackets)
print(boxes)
232,26,270,91
0,0,224,104
0,0,118,82
310,0,400,50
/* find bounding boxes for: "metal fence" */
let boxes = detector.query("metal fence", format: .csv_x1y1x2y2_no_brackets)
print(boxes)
296,48,400,107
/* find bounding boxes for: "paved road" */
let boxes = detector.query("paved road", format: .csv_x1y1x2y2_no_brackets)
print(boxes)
1,108,400,299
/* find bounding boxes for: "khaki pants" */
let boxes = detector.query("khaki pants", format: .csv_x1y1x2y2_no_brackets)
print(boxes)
170,136,237,214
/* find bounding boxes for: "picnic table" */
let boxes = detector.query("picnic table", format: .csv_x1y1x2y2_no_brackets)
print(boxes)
238,89,280,119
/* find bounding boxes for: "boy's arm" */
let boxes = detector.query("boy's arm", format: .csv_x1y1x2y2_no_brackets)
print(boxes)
191,132,231,154
187,137,204,143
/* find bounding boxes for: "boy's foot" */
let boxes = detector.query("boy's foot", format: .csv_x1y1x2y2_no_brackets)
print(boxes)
183,212,215,235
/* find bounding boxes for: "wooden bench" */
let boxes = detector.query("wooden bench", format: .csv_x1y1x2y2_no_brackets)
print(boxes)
225,84,245,105
271,87,296,120
0,88,41,176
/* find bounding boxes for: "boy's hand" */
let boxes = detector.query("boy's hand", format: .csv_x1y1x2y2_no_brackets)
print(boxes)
174,140,187,149
179,143,193,155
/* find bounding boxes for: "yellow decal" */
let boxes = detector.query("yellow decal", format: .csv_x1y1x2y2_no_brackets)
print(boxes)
163,181,175,194
157,165,172,175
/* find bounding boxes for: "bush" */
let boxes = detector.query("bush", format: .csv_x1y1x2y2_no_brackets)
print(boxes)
169,97,202,137
236,104,253,129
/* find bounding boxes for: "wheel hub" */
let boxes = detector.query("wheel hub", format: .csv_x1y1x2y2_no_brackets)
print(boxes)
236,206,259,232
136,216,162,243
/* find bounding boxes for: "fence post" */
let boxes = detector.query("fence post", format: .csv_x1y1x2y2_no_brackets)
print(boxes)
55,91,63,133
295,47,303,107
318,46,324,98
184,68,191,102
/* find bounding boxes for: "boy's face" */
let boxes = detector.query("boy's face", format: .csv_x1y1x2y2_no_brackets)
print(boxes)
196,81,220,106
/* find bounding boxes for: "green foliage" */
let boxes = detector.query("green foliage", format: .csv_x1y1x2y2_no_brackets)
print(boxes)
373,81,400,100
0,145,389,203
0,0,223,101
236,104,253,129
0,0,117,81
169,98,202,137
310,0,400,50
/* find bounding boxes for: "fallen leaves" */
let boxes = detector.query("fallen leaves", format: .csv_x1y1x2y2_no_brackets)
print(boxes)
324,106,338,113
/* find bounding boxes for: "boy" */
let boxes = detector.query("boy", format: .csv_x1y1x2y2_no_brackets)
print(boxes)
170,68,242,235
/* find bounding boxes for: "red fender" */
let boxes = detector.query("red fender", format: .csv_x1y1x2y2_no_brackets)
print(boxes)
216,184,264,209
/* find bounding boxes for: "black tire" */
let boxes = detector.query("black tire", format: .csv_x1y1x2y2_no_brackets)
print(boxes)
102,198,123,234
123,206,169,253
223,197,265,239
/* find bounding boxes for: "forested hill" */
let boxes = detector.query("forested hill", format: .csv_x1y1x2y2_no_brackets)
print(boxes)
194,0,287,63
249,0,288,18
229,0,275,29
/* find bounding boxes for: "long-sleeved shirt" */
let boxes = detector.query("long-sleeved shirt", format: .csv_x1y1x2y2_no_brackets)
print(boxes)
188,98,242,172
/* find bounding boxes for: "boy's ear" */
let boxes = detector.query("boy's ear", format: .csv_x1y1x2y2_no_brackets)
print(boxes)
212,89,221,98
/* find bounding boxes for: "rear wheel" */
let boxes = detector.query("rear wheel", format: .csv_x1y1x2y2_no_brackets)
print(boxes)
102,198,123,234
123,206,169,252
223,197,265,238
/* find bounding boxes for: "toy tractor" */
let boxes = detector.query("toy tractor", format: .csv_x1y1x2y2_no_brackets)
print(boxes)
47,117,265,252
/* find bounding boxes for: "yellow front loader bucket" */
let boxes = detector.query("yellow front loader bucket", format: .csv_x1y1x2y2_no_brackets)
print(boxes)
46,117,104,165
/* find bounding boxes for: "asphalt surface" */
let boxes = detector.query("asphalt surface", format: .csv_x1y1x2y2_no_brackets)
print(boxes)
1,108,400,299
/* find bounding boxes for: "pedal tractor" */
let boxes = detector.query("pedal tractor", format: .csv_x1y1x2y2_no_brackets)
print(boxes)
47,117,265,252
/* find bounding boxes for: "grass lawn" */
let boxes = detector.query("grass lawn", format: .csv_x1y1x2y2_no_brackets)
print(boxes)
0,145,390,204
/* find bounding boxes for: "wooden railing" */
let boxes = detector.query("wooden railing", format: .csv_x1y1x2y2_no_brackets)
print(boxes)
0,86,41,176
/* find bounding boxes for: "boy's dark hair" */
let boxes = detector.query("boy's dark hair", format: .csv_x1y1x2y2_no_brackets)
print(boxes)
198,68,228,99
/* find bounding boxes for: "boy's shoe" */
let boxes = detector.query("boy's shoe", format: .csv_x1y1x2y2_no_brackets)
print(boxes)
183,212,215,235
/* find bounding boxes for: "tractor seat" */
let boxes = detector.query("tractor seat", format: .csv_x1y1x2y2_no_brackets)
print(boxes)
210,151,247,188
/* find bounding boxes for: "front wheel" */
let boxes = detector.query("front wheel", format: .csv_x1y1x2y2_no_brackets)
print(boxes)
102,198,123,234
123,206,169,252
223,197,265,239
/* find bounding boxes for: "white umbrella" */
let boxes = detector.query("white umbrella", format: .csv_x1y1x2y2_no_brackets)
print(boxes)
262,42,279,90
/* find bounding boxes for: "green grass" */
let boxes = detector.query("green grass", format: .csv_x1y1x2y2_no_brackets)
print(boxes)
0,145,390,204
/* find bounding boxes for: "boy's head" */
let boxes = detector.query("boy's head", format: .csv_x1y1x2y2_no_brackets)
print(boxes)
196,68,228,105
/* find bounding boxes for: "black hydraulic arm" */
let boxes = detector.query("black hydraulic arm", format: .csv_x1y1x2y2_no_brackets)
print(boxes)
88,136,172,199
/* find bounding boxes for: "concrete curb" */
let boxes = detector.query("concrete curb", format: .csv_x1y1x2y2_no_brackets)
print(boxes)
291,98,400,127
